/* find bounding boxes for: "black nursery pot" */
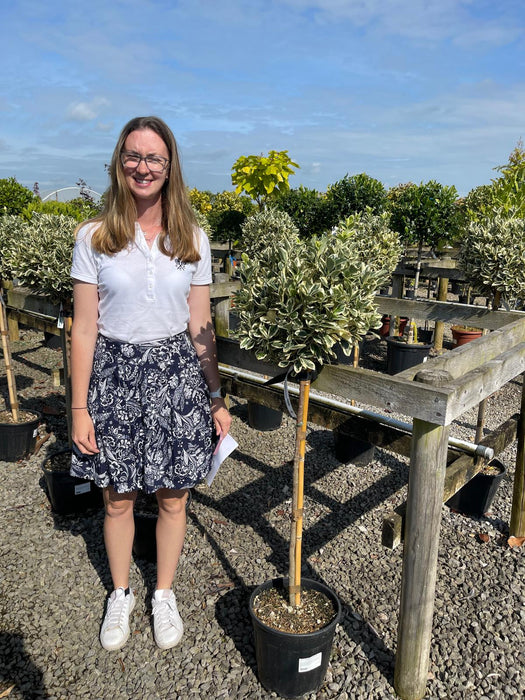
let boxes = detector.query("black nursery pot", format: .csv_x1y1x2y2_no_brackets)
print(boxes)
133,513,157,562
386,337,432,375
249,578,341,698
445,459,506,518
248,401,283,431
42,450,103,515
0,411,41,462
333,422,375,466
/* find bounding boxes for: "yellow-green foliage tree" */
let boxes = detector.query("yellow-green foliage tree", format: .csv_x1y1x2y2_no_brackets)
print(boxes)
231,150,299,209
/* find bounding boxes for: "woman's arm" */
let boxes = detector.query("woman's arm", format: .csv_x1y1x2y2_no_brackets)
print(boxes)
187,284,231,438
70,280,100,454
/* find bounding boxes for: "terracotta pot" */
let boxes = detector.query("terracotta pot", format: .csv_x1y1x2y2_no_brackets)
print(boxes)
451,326,483,346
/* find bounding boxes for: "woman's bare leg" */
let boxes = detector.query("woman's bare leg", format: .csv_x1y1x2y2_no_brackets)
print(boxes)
103,486,137,589
155,488,188,589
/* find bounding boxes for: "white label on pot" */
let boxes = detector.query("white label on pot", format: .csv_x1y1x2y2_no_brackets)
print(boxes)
423,356,428,362
33,428,38,437
298,652,322,673
75,483,91,495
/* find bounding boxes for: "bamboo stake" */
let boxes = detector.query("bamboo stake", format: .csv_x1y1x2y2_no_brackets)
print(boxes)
289,376,311,607
510,373,525,537
0,290,19,421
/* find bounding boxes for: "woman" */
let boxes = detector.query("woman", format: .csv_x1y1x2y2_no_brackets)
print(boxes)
70,116,231,652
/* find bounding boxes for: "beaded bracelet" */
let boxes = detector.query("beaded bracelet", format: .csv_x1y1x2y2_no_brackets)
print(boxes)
71,406,88,410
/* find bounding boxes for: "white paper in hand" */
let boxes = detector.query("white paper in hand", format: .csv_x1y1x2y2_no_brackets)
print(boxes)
206,433,238,486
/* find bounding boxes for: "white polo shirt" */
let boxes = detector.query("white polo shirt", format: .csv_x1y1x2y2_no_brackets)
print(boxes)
71,222,212,344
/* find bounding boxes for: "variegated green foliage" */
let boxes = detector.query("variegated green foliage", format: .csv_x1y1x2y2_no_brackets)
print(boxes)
332,209,401,280
460,216,525,305
0,215,26,280
240,207,299,258
4,213,78,305
234,231,386,374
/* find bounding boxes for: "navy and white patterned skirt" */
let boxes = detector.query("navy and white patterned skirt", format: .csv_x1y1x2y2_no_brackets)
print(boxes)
70,332,214,494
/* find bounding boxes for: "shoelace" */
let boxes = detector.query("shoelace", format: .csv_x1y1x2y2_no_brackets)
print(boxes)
105,592,130,630
153,597,179,632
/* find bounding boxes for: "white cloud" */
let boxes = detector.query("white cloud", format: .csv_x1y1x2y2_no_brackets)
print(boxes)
66,97,109,122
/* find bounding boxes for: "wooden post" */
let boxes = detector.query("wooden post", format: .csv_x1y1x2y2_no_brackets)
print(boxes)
7,310,20,341
394,369,452,700
433,277,448,352
510,374,525,537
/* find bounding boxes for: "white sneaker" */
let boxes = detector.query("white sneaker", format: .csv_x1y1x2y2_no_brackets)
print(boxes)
152,589,184,649
100,587,135,651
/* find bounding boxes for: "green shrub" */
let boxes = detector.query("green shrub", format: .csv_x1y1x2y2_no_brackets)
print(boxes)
240,208,299,258
0,215,26,280
207,190,255,243
0,177,35,216
333,209,401,283
388,180,461,251
234,231,385,374
10,214,78,305
325,173,387,226
21,199,99,222
460,215,525,307
275,186,332,238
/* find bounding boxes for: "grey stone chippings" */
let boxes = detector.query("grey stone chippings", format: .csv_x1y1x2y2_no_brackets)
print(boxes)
0,329,524,699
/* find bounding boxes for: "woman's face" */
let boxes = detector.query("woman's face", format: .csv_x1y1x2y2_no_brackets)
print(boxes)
121,128,170,207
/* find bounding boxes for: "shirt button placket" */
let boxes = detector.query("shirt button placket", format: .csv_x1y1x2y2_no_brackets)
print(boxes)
146,255,155,301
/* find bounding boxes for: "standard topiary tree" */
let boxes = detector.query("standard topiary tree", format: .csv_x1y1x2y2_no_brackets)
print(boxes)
234,224,387,606
460,215,525,310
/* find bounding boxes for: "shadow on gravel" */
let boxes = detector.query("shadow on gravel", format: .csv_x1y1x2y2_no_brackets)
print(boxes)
0,632,47,699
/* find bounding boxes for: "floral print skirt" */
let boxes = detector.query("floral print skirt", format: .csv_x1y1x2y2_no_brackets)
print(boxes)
70,332,214,494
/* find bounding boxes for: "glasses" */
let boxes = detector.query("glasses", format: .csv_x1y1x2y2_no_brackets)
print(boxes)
121,151,170,172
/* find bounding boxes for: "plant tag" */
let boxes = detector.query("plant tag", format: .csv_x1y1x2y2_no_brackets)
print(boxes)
57,304,64,330
298,652,322,673
423,356,428,362
32,428,38,437
75,482,91,495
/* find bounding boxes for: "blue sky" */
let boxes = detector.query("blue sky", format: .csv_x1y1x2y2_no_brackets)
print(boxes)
1,0,524,200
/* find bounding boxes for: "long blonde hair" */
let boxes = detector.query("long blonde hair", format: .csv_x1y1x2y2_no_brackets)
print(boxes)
90,116,200,262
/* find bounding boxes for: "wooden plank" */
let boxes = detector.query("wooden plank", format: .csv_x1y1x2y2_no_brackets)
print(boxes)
382,413,519,549
209,280,240,300
6,309,60,336
375,296,525,330
444,342,525,423
314,363,453,425
6,286,61,318
397,317,525,381
395,415,451,700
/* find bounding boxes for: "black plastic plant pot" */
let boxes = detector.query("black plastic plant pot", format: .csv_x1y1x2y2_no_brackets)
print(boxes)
247,401,283,431
249,578,341,698
333,423,375,466
133,513,158,562
0,411,41,462
445,459,506,519
42,450,103,515
386,337,432,375
417,328,433,345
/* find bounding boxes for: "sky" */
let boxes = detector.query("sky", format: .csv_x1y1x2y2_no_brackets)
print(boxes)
1,0,524,201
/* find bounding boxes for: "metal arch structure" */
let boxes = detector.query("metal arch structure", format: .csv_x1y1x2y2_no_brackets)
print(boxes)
41,186,102,202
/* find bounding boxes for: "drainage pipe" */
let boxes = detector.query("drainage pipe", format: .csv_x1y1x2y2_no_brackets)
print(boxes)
219,364,494,461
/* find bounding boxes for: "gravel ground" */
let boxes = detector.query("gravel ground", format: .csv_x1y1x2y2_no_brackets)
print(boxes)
1,323,524,700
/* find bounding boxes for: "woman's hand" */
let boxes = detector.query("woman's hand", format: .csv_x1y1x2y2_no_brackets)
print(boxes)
211,397,232,442
72,409,100,455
